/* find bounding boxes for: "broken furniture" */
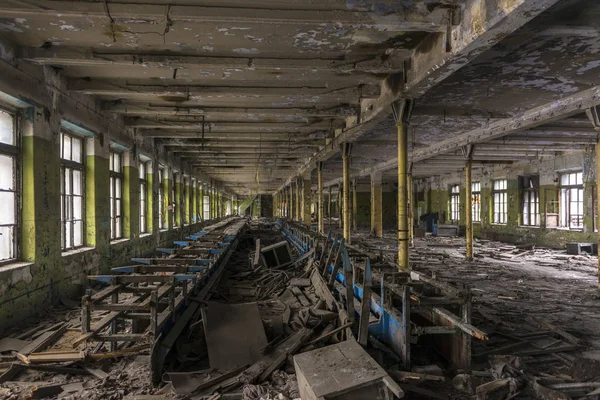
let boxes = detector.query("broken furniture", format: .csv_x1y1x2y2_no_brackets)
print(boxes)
294,339,404,399
260,240,294,268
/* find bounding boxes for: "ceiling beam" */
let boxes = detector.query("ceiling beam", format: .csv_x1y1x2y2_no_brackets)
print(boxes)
69,80,380,99
106,104,356,118
21,47,408,75
142,130,330,138
129,119,342,130
1,1,449,31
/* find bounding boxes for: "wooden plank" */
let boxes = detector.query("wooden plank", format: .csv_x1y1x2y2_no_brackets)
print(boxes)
91,285,122,303
18,323,67,356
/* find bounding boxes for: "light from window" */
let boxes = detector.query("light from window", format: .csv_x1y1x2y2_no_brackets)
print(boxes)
60,132,84,250
472,182,481,223
560,171,584,230
450,184,460,222
493,179,507,224
110,152,123,239
521,176,539,227
203,195,210,220
0,109,17,261
139,161,148,234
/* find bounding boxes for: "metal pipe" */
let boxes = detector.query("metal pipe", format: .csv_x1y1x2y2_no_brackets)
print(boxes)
398,122,409,270
318,162,324,233
342,145,351,242
465,159,473,261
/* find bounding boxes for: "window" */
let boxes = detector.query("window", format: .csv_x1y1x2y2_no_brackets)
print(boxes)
203,195,210,220
172,173,178,226
560,171,584,230
0,109,18,262
472,182,481,223
183,177,189,225
110,152,123,239
158,168,165,230
521,176,539,226
450,185,460,222
60,132,84,250
493,179,508,224
139,161,148,234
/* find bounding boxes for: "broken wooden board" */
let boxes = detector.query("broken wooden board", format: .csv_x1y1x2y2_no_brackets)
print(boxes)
202,302,268,370
294,339,404,399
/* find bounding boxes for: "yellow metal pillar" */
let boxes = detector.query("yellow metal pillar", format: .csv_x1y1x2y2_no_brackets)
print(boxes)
318,162,324,233
342,143,352,243
288,184,293,219
371,172,382,238
303,172,311,225
296,179,301,221
328,186,332,227
397,121,409,270
352,179,357,233
338,183,343,229
408,172,414,247
465,159,473,261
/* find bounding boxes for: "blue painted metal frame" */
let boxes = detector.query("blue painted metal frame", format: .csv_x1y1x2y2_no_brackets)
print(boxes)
281,226,408,361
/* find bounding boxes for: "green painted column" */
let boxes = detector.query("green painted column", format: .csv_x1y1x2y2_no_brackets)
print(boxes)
175,174,182,226
85,137,110,249
199,183,204,220
184,177,190,224
21,106,61,267
123,151,139,239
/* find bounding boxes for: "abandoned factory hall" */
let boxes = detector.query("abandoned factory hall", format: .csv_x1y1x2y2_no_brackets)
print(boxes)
3,0,600,399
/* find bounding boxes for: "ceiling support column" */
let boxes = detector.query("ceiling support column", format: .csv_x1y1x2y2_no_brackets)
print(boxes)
352,179,358,233
342,143,352,243
288,184,293,219
317,162,324,233
328,186,332,228
302,171,312,225
394,100,413,270
408,170,413,248
338,183,343,229
463,145,475,261
371,172,383,238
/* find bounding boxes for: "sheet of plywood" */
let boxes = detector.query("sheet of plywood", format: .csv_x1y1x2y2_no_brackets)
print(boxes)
202,302,268,370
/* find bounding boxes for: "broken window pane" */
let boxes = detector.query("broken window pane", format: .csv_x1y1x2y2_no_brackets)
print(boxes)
0,226,14,260
0,154,14,190
0,192,15,225
0,110,14,146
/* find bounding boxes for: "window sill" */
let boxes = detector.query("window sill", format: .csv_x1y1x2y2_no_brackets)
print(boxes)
62,246,95,257
552,227,584,232
518,225,541,229
490,223,507,226
0,261,34,275
111,238,130,245
159,228,169,232
139,232,152,238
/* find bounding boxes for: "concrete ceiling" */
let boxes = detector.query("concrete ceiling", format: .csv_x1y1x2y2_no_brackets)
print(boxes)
1,0,599,195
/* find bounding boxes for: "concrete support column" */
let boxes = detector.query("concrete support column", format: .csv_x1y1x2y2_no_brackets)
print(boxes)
198,182,204,221
191,179,196,223
123,151,139,239
342,143,352,242
465,160,473,261
302,172,311,225
317,162,324,233
84,136,110,250
352,179,357,233
146,162,154,233
165,169,173,229
370,172,383,238
397,120,409,270
175,174,182,226
288,184,293,219
184,177,190,224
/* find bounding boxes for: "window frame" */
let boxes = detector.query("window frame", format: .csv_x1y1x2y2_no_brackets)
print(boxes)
559,171,584,230
109,151,123,240
471,182,481,223
520,175,540,227
0,107,19,265
203,194,210,221
449,184,460,222
492,179,508,224
60,131,85,251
